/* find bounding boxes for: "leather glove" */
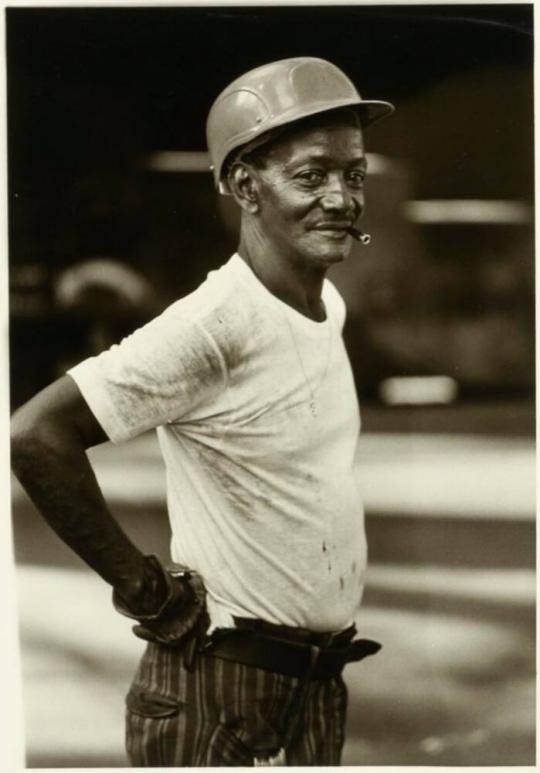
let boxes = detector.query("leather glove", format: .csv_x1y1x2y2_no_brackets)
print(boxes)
113,555,209,669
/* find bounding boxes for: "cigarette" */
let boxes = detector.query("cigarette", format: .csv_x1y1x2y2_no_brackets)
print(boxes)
347,227,371,245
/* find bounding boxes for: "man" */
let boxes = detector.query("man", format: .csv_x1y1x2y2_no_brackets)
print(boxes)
11,57,394,766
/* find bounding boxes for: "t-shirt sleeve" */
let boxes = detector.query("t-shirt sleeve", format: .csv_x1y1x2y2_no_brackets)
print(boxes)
67,307,228,444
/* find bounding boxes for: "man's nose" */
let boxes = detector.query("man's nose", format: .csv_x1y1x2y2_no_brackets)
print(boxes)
320,176,359,214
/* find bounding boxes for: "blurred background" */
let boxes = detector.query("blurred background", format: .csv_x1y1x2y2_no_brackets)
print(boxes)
7,4,535,767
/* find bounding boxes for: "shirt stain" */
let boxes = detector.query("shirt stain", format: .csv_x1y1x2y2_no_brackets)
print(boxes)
192,442,254,518
339,577,345,591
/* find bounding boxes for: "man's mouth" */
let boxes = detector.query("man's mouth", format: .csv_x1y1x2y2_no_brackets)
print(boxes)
312,223,353,238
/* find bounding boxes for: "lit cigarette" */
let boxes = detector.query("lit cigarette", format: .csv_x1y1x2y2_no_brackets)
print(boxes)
347,227,371,245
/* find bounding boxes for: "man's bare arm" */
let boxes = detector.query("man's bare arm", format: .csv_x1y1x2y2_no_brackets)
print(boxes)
10,375,165,614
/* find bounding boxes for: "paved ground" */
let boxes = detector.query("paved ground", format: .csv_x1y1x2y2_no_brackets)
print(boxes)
8,417,536,767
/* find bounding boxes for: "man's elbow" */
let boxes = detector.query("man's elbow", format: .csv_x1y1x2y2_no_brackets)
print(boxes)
11,404,38,458
11,406,74,473
11,407,47,470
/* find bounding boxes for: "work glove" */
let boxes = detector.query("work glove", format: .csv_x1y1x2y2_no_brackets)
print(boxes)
113,554,209,669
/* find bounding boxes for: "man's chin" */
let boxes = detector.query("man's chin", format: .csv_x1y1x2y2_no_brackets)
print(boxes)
291,239,352,269
313,246,351,266
307,234,353,265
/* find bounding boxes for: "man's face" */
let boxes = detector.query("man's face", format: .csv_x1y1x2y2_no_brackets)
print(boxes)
252,121,367,269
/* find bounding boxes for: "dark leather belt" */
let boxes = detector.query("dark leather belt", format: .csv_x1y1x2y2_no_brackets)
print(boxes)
204,622,382,680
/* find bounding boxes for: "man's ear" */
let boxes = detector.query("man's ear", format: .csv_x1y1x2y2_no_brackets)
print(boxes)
228,162,260,213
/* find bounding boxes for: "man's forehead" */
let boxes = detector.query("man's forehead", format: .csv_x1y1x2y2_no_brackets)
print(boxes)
273,123,365,163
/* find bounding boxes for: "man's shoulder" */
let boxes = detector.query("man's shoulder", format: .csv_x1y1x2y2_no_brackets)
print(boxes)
159,255,254,346
163,256,240,315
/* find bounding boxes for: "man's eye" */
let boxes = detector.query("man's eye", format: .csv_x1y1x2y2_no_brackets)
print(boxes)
347,171,366,188
297,171,324,186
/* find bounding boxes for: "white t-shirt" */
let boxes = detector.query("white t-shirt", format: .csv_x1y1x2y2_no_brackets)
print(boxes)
68,253,367,632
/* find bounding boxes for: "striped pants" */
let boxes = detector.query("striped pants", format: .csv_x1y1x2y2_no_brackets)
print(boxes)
125,638,348,766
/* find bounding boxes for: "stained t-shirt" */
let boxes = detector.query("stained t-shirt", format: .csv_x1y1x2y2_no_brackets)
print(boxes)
68,253,367,632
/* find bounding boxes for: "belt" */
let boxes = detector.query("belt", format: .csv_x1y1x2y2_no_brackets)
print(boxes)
233,616,357,647
204,624,382,680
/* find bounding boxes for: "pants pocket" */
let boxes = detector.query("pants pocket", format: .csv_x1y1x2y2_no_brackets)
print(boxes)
126,687,180,718
125,687,183,766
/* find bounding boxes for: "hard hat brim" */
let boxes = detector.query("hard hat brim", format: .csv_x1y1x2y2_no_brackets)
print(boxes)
352,99,395,128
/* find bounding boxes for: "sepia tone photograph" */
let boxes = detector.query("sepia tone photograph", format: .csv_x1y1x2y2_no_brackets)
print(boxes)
6,2,535,768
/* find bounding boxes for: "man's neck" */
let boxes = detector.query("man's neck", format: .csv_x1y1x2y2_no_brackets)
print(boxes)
237,231,327,323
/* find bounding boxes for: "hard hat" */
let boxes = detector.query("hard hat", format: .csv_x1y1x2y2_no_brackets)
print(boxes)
206,57,395,194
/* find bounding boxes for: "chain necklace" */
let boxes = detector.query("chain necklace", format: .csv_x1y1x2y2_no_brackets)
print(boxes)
282,306,331,419
284,314,317,417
